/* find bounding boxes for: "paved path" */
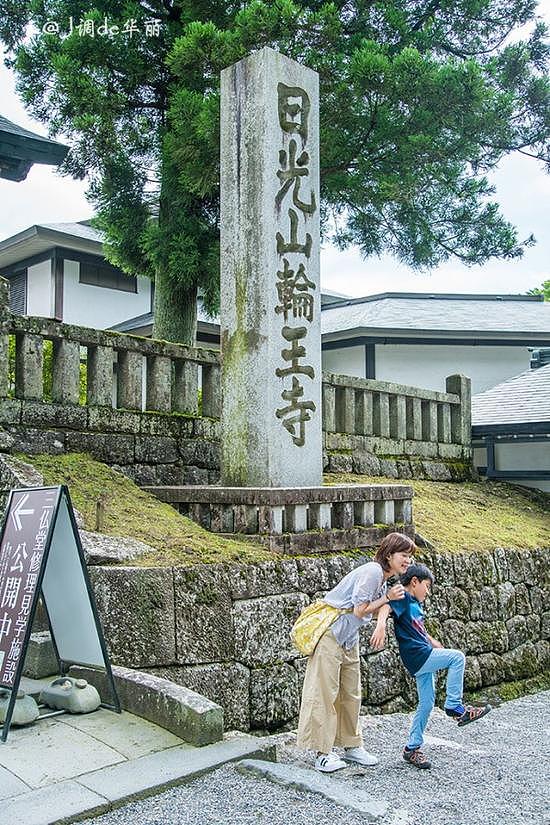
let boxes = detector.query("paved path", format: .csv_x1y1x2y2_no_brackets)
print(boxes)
1,692,271,825
88,690,550,825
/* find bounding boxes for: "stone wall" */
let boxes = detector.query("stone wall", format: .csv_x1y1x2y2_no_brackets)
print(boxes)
0,399,221,487
0,279,472,484
87,547,550,731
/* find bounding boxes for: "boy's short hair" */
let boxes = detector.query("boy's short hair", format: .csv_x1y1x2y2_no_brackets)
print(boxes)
400,563,434,586
374,532,416,571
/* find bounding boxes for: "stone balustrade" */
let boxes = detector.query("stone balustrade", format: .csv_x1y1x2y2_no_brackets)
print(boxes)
0,312,471,447
1,313,221,418
143,483,414,553
0,278,472,482
322,372,471,446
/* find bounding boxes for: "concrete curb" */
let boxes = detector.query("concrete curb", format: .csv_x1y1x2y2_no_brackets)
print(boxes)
236,758,389,821
4,736,275,825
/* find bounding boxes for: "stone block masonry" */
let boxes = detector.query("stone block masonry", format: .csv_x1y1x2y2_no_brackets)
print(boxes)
86,547,550,731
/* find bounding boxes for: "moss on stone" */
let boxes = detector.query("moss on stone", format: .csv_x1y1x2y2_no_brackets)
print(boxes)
326,472,550,552
466,671,550,705
21,452,273,567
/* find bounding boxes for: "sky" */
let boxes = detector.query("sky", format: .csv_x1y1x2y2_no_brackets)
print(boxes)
1,4,549,299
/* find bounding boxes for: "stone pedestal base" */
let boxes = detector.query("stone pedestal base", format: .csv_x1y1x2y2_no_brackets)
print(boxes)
143,484,414,554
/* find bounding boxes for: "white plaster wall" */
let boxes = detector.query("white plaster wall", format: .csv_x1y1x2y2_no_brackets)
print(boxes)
474,442,550,493
26,260,53,317
374,343,530,393
62,259,151,329
516,479,550,493
496,442,550,472
322,345,365,378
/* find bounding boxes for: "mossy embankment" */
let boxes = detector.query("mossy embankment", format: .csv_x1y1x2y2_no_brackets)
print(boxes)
23,453,273,567
327,473,550,551
19,454,550,565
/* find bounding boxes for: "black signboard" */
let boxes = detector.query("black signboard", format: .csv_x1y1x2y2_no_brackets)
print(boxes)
0,485,120,741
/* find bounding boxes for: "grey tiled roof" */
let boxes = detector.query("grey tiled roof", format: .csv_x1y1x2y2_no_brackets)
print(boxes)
40,222,103,243
321,293,550,336
472,365,550,426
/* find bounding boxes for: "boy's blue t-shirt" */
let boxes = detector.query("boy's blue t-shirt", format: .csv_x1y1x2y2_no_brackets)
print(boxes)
388,592,433,676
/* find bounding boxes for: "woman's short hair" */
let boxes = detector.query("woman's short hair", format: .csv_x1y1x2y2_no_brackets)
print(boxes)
374,532,416,571
400,563,434,586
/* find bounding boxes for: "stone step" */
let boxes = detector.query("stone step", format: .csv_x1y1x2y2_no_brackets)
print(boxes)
70,664,224,747
236,758,391,821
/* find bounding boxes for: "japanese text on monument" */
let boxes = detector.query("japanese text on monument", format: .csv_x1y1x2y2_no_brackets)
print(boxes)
0,489,57,686
274,83,317,447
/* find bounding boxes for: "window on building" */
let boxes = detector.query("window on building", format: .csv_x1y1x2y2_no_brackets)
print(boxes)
9,270,27,314
79,261,137,293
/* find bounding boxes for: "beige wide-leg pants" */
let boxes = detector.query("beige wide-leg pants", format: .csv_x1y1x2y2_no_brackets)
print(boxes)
296,628,363,753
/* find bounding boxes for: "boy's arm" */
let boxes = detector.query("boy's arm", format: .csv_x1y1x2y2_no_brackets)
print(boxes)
427,634,443,649
370,603,392,651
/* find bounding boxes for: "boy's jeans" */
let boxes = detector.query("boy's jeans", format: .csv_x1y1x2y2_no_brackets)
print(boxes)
407,648,466,751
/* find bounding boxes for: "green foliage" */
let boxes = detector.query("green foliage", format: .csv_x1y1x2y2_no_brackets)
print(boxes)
2,1,550,341
527,279,550,300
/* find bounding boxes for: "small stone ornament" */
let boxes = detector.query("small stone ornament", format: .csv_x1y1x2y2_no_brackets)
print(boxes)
0,688,40,725
39,677,101,714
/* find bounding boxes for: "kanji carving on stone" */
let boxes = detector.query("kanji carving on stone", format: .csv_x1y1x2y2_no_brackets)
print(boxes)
277,83,310,142
275,326,315,379
275,377,316,447
275,259,316,322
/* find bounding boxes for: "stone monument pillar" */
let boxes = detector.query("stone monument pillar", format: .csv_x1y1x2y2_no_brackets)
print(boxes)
220,47,322,487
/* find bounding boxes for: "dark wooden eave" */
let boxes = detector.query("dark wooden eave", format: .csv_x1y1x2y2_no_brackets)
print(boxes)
0,115,68,182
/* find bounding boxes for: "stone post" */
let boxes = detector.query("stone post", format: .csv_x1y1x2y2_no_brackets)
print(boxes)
373,392,390,438
117,350,142,411
356,390,373,436
52,339,81,404
322,383,336,433
173,360,198,415
446,374,472,446
15,333,43,401
423,400,438,442
220,47,322,487
202,364,221,418
87,345,114,406
146,355,172,412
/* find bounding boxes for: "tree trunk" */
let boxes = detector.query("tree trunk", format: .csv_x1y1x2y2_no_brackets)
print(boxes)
152,269,198,345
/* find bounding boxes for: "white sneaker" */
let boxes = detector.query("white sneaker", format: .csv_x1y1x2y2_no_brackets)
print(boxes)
314,752,347,772
343,746,379,766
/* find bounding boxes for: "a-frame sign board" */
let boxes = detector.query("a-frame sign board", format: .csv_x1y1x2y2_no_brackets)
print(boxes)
0,485,120,741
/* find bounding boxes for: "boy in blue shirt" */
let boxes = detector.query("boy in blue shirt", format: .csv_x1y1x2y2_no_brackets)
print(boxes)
372,562,491,769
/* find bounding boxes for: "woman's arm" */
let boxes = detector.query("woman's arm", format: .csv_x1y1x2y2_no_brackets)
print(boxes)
353,582,405,619
369,603,392,651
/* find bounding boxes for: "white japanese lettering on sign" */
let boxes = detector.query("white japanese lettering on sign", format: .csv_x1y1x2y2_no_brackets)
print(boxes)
0,490,56,687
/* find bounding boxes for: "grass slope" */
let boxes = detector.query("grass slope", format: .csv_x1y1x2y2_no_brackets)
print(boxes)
326,473,550,551
19,455,549,564
24,453,273,567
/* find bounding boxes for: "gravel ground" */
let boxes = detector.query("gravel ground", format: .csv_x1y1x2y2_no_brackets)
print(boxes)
88,690,550,825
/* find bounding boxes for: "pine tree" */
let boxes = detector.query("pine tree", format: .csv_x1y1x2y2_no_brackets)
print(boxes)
2,1,549,342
